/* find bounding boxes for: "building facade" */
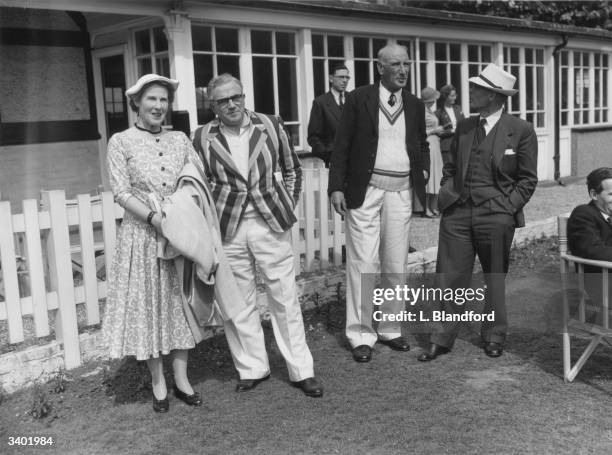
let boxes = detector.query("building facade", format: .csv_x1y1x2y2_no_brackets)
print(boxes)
1,0,611,205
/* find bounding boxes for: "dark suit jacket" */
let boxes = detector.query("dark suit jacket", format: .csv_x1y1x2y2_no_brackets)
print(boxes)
435,105,464,152
438,112,538,227
568,201,612,264
328,84,430,209
307,91,345,167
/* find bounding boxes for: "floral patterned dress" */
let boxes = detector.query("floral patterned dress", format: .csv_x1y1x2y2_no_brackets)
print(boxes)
103,127,203,360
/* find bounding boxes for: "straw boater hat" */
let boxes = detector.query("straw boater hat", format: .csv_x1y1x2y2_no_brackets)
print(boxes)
125,74,179,97
468,63,518,96
420,87,440,103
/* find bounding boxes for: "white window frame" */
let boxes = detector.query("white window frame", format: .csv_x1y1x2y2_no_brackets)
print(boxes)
559,49,611,127
132,26,170,78
191,24,241,123
250,28,301,147
503,45,546,129
311,32,347,95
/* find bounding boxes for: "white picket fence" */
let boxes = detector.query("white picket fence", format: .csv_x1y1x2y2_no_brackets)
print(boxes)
0,168,344,370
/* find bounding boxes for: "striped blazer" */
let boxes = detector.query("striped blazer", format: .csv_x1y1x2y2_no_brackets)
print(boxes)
192,111,302,241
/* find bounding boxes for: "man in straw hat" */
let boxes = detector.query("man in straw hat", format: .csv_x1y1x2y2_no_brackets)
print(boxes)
418,63,538,361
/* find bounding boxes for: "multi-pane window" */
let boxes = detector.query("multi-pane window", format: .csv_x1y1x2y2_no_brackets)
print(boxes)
192,25,240,124
503,47,521,118
134,27,169,78
434,42,462,90
560,51,570,126
560,49,610,127
312,34,346,97
504,46,545,128
104,87,124,114
418,41,490,111
594,52,608,123
467,44,491,79
352,36,388,87
573,51,590,125
251,30,300,146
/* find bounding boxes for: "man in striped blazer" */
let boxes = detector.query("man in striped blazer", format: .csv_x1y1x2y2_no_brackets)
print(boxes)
192,74,323,398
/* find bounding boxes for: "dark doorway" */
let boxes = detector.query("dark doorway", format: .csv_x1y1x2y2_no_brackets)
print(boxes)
100,55,128,138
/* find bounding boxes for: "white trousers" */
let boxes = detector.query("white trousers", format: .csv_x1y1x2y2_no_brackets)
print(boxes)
345,185,412,348
222,216,314,382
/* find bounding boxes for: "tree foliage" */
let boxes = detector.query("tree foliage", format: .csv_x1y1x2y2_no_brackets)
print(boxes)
398,1,612,30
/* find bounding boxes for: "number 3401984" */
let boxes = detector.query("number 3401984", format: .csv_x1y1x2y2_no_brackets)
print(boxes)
8,436,54,446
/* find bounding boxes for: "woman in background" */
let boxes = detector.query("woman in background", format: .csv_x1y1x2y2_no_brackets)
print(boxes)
436,84,465,166
421,87,446,217
103,74,204,413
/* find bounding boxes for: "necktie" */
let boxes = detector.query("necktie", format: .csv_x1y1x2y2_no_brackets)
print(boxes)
339,93,344,109
475,117,487,145
607,216,612,226
388,93,396,107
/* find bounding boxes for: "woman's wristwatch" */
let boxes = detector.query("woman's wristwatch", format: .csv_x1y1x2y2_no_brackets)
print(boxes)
146,211,156,225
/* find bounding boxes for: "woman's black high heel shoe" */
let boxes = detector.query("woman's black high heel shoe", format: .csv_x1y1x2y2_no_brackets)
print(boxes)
173,385,203,406
152,395,169,413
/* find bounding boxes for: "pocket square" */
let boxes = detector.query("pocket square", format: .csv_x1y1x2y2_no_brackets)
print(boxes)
504,149,516,156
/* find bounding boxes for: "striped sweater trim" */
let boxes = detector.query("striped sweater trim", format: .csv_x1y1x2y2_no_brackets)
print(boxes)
372,168,411,178
379,98,404,125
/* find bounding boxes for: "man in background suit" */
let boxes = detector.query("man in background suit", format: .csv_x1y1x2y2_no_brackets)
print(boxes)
567,167,612,319
419,63,538,361
307,63,350,167
328,43,430,363
193,74,323,397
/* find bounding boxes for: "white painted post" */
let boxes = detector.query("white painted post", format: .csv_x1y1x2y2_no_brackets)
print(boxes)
333,210,343,267
23,199,50,337
164,11,197,133
41,191,81,369
303,170,316,272
77,194,100,325
318,168,329,269
0,201,24,343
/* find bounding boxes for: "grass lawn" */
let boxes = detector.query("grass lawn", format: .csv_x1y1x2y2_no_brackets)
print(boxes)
1,237,612,455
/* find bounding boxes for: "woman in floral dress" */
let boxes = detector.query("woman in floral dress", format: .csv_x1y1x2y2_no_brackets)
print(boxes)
103,74,203,412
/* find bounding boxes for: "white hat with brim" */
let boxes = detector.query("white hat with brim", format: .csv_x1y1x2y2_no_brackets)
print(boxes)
125,74,179,97
468,63,518,96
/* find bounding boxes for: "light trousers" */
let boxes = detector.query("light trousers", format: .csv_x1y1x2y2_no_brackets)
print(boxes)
222,216,314,382
345,185,412,348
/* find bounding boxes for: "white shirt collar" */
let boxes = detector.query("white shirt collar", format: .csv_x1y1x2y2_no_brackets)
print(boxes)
330,87,345,105
379,83,402,102
480,107,504,134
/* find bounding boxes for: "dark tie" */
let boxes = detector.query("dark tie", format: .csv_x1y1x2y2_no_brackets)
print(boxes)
607,216,612,226
475,117,487,145
339,93,344,109
388,93,396,107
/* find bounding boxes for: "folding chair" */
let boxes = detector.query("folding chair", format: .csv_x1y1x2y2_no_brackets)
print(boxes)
558,215,612,382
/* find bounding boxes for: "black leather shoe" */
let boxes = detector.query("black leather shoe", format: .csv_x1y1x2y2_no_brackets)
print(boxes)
352,345,372,362
152,395,169,413
484,342,503,358
292,377,323,398
173,385,203,406
378,336,410,351
235,374,270,392
417,343,450,362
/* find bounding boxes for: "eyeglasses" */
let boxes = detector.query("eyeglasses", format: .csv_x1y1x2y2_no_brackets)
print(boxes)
332,75,351,80
213,93,245,108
